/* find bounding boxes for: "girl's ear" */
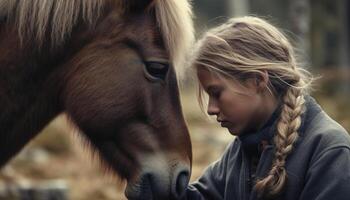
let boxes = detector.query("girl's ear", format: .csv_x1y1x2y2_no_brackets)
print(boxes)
242,71,269,94
255,71,269,93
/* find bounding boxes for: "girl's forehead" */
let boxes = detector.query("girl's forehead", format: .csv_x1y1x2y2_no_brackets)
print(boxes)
197,67,231,82
197,68,222,84
197,67,245,90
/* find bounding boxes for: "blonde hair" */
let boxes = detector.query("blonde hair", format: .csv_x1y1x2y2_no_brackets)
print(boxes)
0,0,105,47
192,16,312,197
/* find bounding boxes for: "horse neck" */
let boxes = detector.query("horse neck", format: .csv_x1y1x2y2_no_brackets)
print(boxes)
0,28,53,166
0,21,94,166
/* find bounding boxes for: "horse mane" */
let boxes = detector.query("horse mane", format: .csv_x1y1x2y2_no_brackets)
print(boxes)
0,0,106,47
0,0,194,76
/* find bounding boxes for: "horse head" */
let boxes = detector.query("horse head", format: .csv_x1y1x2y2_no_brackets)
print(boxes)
0,0,194,199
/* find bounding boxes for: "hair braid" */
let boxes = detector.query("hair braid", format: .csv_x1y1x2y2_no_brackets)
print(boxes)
255,82,305,198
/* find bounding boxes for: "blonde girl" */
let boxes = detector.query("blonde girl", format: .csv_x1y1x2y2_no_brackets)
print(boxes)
183,16,350,200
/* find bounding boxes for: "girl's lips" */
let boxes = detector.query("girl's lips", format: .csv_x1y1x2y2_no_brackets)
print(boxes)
220,121,231,128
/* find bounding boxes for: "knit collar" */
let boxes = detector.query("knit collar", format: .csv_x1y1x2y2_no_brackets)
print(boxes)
238,104,281,149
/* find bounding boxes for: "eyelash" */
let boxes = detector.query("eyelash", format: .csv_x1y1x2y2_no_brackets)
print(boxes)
211,90,221,99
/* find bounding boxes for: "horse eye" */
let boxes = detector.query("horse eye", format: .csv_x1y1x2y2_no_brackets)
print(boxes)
144,61,169,81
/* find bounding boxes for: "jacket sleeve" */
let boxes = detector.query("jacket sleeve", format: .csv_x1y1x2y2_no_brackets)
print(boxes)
299,146,350,200
182,141,235,200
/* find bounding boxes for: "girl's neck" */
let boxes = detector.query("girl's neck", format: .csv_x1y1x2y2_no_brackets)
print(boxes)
253,91,280,133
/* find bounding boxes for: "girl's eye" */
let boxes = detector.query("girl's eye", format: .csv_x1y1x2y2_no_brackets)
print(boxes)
210,90,221,99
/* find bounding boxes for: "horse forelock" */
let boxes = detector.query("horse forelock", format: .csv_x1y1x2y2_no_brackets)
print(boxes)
154,0,194,80
0,0,194,78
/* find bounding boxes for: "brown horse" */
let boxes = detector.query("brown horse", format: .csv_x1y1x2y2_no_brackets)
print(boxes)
0,0,194,199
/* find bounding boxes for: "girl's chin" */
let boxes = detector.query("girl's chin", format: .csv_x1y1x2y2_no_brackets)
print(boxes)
227,127,240,136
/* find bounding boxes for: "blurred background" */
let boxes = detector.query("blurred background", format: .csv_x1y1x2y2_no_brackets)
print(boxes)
1,0,349,199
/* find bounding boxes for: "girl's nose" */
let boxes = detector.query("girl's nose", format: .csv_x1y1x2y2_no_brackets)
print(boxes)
207,99,220,116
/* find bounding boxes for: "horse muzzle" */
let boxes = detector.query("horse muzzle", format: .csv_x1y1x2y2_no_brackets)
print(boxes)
125,162,190,200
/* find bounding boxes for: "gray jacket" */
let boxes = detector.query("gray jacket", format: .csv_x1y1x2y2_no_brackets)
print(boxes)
184,96,350,200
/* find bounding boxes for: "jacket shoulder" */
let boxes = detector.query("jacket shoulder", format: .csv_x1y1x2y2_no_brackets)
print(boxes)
301,109,350,161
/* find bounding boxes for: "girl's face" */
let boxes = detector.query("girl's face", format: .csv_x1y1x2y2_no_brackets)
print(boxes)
197,68,272,136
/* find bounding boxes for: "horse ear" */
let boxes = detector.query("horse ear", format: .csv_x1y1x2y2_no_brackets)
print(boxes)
127,0,155,11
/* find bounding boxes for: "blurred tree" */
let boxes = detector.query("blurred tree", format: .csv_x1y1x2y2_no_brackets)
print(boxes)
311,0,341,67
193,0,350,77
229,0,249,17
192,0,229,31
289,0,311,62
311,0,350,94
339,0,350,94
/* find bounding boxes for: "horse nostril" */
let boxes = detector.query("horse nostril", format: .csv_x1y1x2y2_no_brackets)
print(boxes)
174,170,189,198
